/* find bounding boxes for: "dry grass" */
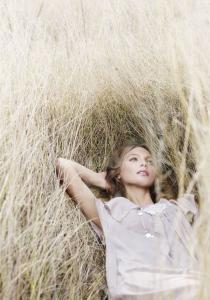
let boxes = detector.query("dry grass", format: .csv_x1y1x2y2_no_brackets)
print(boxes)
0,0,210,299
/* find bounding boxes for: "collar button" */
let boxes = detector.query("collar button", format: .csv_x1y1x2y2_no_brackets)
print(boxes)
138,211,143,215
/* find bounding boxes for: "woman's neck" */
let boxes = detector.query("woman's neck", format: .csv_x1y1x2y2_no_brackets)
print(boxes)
125,185,154,207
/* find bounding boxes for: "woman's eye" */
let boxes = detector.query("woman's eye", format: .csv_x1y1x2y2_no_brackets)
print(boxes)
129,158,154,164
130,157,138,161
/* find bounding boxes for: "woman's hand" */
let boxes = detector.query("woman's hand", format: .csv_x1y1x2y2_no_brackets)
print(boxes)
56,157,70,184
97,171,112,192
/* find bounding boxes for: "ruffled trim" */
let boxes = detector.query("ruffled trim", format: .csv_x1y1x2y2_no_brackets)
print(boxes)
103,196,169,222
103,197,133,222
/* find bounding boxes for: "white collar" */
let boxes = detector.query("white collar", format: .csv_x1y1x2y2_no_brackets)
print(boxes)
103,196,168,222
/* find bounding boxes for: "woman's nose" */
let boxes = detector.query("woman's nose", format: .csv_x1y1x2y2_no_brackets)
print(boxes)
140,161,147,166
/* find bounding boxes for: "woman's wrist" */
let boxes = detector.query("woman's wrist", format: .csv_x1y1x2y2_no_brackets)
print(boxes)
97,171,111,192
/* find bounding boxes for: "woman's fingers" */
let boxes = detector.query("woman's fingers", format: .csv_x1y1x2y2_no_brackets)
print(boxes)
100,172,111,192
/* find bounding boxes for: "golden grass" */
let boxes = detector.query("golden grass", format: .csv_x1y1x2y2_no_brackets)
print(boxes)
0,0,210,299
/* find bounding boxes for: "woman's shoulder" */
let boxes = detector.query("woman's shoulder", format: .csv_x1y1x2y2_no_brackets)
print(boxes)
168,193,198,210
167,193,199,224
103,195,132,209
101,195,137,222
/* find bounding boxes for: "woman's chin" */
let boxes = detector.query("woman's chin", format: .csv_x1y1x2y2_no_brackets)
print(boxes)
132,180,153,188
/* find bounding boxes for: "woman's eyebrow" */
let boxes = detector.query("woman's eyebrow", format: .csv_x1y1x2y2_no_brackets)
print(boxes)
127,153,152,158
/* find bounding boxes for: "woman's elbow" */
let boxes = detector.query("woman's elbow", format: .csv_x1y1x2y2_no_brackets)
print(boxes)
56,158,75,182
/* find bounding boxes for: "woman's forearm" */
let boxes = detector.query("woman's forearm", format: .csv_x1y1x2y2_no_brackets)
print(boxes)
71,160,102,187
56,158,107,190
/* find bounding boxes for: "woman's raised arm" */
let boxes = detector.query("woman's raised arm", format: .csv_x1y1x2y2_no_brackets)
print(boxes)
56,158,108,190
55,158,110,231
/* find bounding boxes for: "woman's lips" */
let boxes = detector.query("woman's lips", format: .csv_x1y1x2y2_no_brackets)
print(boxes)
137,170,149,176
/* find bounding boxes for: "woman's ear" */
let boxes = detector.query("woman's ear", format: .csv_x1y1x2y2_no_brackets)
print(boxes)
116,176,121,181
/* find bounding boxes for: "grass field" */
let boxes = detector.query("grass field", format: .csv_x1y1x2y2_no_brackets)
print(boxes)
0,0,210,299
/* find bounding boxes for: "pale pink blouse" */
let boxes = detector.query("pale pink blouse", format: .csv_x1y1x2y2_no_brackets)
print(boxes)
90,193,203,300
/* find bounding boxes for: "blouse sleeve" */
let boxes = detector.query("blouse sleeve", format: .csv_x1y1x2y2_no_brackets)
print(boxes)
169,193,199,224
89,198,110,246
89,220,106,245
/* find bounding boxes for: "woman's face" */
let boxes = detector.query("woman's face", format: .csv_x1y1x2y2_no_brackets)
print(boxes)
118,147,157,189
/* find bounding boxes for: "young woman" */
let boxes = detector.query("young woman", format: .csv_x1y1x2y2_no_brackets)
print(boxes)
55,142,202,300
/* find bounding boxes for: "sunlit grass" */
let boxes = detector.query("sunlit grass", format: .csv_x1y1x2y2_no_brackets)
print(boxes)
0,0,210,299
